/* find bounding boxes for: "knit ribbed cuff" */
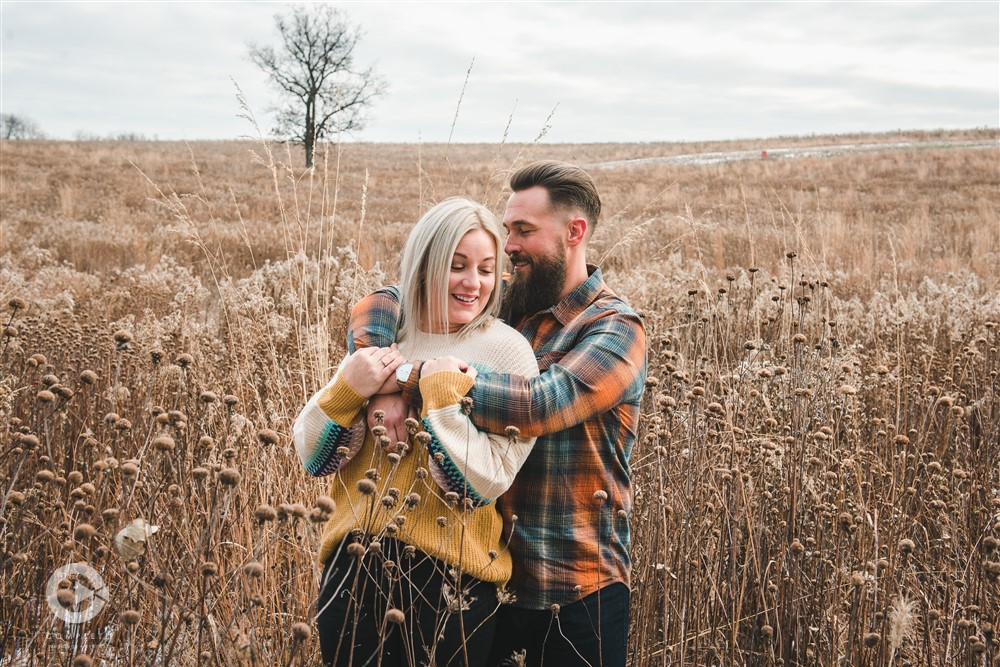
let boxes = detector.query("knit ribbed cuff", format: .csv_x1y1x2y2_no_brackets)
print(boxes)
419,371,475,416
317,375,368,425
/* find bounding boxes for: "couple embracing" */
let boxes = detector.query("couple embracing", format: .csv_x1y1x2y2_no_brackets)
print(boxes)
294,161,647,667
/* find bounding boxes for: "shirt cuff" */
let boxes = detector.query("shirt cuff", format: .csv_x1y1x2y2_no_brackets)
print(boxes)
400,360,425,412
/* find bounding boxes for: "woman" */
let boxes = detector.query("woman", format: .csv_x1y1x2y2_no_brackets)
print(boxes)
293,197,539,667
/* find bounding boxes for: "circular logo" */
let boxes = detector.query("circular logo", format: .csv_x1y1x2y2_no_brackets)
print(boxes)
45,562,109,624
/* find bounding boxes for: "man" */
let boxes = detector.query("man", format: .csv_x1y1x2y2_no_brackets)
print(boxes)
348,161,647,667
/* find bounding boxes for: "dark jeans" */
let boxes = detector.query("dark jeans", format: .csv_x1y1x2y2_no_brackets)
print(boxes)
488,583,630,667
316,536,499,667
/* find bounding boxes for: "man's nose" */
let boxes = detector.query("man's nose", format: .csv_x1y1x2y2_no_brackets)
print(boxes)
504,235,519,255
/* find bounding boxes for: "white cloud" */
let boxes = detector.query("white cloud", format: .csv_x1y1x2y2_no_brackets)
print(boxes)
1,0,995,142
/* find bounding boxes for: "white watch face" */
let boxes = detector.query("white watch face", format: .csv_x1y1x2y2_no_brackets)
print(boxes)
396,362,414,383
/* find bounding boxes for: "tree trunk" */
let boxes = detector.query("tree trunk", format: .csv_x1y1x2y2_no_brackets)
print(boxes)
304,97,316,169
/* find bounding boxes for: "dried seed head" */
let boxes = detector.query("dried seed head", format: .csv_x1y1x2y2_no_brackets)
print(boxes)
201,562,218,577
199,391,217,404
371,425,387,438
385,608,405,624
347,542,366,558
175,353,194,368
8,297,27,311
254,504,277,522
315,496,336,514
357,479,377,495
257,429,279,446
219,468,241,487
863,632,880,648
113,330,134,349
244,561,264,578
593,490,608,503
72,655,93,667
152,435,175,452
899,538,915,554
73,523,96,541
291,622,311,641
121,609,141,625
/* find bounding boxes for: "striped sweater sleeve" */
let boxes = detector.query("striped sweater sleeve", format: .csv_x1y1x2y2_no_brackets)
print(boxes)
293,362,369,477
419,371,537,506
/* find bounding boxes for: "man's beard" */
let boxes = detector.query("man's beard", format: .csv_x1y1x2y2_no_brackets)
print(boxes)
501,248,567,322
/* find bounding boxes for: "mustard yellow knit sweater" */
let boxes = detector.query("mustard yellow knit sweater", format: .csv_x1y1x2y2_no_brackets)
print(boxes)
293,319,539,583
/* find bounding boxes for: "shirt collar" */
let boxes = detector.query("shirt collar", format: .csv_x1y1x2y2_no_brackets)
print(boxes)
548,264,607,326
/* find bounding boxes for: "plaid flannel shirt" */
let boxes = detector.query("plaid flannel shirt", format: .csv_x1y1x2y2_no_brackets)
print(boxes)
348,266,647,608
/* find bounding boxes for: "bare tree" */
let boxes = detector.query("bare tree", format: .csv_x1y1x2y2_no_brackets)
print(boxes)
249,4,385,168
1,114,45,140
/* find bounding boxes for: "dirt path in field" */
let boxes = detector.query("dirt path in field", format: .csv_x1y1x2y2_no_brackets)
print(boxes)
590,138,998,169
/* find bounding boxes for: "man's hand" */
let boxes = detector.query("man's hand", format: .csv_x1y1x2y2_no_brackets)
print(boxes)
422,356,477,380
367,394,416,449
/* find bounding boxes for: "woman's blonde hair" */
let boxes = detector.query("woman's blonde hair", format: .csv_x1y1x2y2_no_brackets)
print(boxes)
398,197,504,341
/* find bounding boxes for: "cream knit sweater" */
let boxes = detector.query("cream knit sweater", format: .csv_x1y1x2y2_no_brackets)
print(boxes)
293,318,539,583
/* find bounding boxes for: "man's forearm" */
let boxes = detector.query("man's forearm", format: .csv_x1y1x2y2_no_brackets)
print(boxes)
468,312,646,438
348,286,402,352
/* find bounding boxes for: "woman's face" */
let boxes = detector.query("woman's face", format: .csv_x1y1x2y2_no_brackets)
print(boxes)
432,228,496,333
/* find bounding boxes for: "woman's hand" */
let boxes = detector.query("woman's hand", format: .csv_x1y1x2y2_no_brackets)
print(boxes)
339,346,404,398
422,356,477,381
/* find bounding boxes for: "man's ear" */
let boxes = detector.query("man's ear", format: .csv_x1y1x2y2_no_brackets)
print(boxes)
566,217,588,247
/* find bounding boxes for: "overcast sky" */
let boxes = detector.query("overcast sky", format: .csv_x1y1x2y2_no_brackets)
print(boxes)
1,1,997,143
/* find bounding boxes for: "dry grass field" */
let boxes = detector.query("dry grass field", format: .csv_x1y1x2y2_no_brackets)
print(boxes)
1,126,998,666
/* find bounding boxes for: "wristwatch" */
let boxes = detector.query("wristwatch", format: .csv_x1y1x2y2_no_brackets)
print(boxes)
396,362,415,386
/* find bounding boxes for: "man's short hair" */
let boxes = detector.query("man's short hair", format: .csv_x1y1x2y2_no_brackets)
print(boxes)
510,160,601,230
